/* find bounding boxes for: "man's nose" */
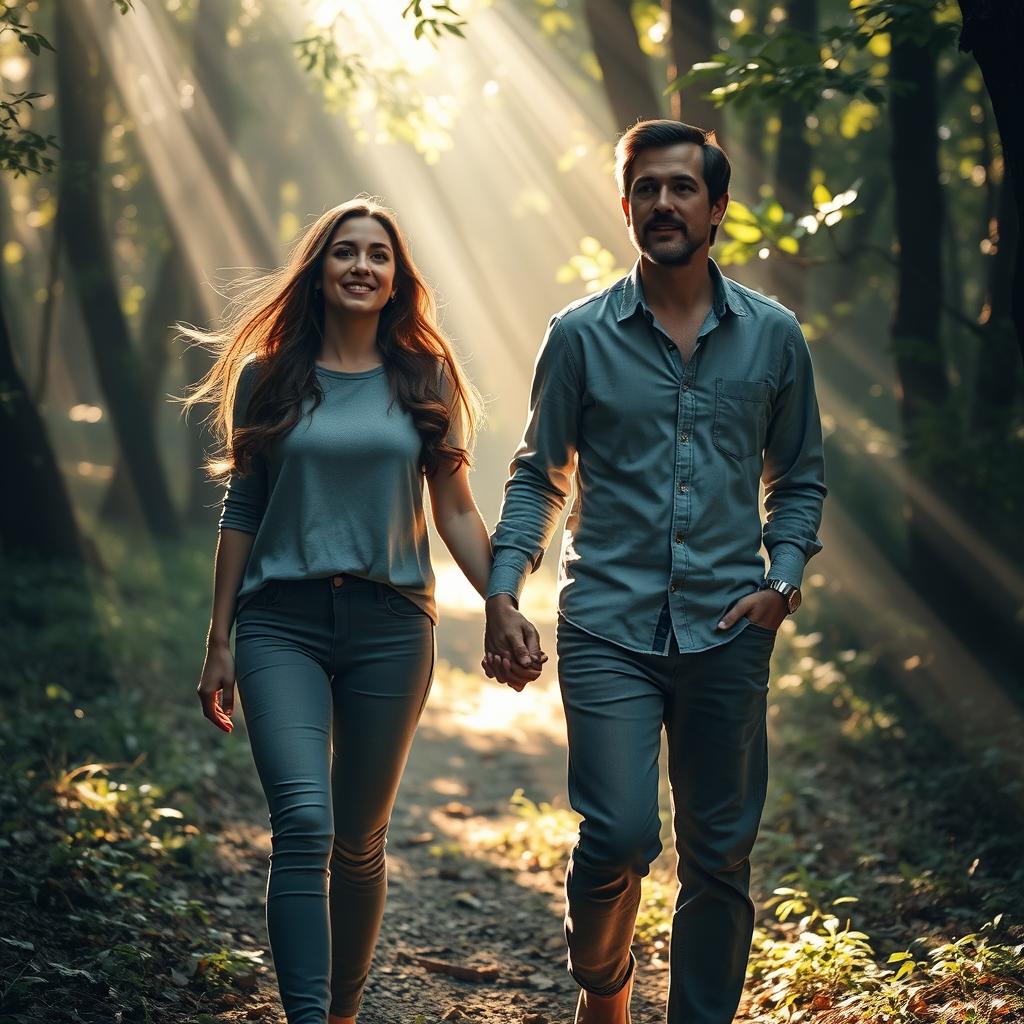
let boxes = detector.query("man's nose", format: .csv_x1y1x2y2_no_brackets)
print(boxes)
654,186,674,210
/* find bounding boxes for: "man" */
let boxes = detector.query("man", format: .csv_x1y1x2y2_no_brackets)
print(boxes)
483,120,826,1024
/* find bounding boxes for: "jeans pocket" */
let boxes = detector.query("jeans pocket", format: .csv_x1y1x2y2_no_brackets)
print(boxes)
382,587,426,619
713,378,771,460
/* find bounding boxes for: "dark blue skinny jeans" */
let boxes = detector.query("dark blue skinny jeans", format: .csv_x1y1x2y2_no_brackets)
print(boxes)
234,574,435,1022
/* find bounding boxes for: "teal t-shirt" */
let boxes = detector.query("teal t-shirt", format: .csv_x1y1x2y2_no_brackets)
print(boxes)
220,361,447,622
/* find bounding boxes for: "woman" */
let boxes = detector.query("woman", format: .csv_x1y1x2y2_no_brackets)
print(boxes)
184,197,542,1023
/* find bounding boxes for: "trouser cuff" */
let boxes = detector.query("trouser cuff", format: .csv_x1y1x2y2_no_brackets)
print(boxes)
569,949,637,997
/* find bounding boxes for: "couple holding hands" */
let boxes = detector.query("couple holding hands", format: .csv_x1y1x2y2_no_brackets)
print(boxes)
190,119,826,1024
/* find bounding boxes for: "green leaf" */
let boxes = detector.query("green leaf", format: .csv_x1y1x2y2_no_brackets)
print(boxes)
723,221,762,244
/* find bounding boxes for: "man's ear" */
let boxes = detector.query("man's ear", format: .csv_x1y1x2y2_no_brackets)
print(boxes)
621,193,631,226
711,190,729,229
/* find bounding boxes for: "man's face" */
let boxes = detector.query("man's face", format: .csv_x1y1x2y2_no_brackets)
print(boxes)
621,143,728,266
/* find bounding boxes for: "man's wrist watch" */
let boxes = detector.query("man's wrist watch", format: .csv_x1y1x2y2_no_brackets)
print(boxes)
761,578,802,614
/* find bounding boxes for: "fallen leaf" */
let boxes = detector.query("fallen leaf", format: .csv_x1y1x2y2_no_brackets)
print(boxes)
400,953,500,982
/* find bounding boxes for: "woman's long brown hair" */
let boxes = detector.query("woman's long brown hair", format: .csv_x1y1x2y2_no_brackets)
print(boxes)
180,197,482,479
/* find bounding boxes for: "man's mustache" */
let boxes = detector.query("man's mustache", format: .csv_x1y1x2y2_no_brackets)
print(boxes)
646,218,687,233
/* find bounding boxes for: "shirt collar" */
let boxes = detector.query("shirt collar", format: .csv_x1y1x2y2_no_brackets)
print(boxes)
616,257,747,323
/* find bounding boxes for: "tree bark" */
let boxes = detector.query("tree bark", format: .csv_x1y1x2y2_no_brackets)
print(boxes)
890,35,948,435
582,0,663,134
666,0,723,140
55,2,180,539
100,241,195,523
971,179,1021,431
957,0,1024,363
775,0,816,213
0,295,84,562
770,0,818,314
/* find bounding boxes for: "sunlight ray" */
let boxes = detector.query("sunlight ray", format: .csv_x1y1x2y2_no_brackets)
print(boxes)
79,2,278,319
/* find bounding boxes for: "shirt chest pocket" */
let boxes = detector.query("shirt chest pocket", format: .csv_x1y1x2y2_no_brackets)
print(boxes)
713,378,771,460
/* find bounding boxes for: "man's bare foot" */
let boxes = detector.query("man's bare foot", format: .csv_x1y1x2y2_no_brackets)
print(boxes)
327,1014,355,1024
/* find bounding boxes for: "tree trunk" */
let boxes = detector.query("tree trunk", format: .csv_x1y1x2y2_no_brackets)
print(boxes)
0,295,84,562
100,242,194,522
739,0,770,193
957,0,1024,363
890,35,948,437
775,0,816,213
55,2,180,540
582,0,662,134
666,0,723,140
181,0,248,524
971,179,1021,432
771,0,817,314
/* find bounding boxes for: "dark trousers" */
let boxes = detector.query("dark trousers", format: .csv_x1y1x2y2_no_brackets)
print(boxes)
234,575,435,1022
556,616,774,1024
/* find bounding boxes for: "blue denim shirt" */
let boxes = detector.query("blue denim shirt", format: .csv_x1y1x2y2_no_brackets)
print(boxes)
488,259,826,654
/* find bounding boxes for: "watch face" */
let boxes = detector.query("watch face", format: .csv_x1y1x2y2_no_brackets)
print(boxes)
788,589,802,613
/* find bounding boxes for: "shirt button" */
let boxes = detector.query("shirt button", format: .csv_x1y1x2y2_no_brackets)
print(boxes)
678,482,686,493
679,432,688,443
675,532,684,543
669,582,678,593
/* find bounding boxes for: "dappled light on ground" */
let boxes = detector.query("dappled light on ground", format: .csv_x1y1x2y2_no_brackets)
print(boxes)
421,658,567,755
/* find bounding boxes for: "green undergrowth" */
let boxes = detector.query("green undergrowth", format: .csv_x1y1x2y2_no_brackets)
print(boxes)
479,586,1024,1023
0,534,269,1023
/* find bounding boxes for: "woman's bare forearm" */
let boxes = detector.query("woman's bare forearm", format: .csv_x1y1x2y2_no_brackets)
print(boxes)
208,528,255,648
436,508,492,599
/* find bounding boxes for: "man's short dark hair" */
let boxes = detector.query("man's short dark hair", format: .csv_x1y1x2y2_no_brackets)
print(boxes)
615,120,731,243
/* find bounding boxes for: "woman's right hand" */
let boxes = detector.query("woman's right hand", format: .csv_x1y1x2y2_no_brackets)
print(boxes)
197,641,236,733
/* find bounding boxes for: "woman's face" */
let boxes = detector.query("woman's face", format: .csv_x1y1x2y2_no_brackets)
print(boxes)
318,215,398,317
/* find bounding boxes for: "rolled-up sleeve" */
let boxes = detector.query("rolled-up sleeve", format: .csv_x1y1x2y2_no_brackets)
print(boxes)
488,318,581,601
761,324,826,587
218,364,268,535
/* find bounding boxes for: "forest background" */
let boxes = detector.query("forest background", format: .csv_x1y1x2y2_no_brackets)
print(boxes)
1,1,1023,1023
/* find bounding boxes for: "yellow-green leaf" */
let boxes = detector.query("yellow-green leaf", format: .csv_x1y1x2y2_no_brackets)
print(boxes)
723,221,762,244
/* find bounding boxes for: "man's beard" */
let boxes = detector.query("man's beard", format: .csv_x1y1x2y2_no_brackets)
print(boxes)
637,220,706,266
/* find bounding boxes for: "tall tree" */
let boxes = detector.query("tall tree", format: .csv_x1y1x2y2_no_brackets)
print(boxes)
772,0,818,314
582,0,662,133
971,180,1020,431
889,25,955,597
775,0,816,213
0,294,84,562
957,0,1024,362
55,1,180,539
666,0,723,138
